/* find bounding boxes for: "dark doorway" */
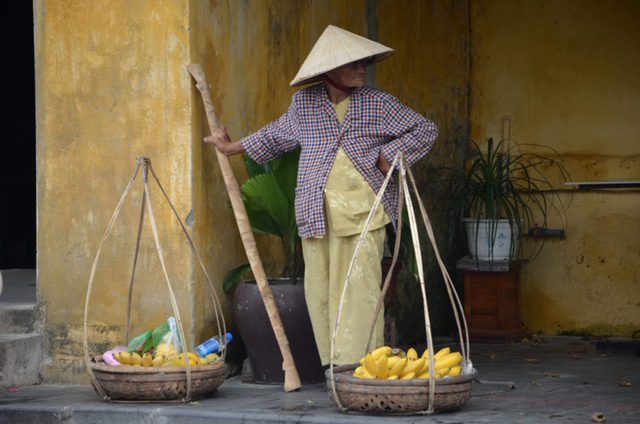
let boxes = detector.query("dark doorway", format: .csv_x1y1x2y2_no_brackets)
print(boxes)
1,2,36,269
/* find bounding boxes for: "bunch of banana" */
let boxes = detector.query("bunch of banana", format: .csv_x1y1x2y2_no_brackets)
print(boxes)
154,342,178,359
352,345,463,380
158,351,220,367
113,350,220,367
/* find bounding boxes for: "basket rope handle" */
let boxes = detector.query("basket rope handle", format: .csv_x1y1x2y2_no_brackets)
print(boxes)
84,160,142,400
125,180,147,344
364,171,404,353
406,164,470,364
399,160,436,414
141,160,193,401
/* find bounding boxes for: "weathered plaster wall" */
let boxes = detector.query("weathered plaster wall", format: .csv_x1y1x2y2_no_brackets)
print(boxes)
470,0,640,335
35,0,198,382
377,0,469,169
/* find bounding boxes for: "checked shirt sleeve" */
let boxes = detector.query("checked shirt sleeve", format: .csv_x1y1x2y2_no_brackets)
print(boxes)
379,94,438,167
240,96,301,164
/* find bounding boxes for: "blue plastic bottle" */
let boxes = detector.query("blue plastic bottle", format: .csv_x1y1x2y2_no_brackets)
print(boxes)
195,332,233,357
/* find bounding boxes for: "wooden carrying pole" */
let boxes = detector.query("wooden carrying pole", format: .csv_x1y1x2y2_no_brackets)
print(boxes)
188,64,301,392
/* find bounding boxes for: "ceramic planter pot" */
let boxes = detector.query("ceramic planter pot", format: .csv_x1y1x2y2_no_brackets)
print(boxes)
232,278,323,384
463,218,520,261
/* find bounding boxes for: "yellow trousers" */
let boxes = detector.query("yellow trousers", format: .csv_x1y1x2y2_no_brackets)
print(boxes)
302,227,385,366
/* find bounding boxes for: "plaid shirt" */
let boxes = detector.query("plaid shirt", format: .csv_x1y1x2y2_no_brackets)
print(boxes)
240,84,438,239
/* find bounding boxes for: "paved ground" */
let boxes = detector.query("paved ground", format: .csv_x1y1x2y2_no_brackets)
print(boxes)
1,335,638,423
1,271,638,422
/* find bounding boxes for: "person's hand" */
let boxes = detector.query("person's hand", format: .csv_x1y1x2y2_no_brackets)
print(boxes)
377,151,391,175
204,126,243,156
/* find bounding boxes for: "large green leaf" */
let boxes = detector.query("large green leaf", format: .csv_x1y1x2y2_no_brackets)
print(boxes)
241,173,290,237
222,263,252,293
244,155,268,178
271,149,300,205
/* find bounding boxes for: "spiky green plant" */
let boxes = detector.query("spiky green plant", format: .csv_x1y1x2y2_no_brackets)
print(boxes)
442,137,570,261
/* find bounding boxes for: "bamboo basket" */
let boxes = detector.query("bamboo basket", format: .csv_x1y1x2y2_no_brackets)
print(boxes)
83,158,229,402
327,152,476,415
90,356,226,401
326,364,476,414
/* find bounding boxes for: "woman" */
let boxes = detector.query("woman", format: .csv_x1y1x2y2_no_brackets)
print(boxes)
205,25,438,366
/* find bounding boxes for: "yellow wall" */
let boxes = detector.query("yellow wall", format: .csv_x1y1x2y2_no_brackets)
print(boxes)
376,0,470,168
470,1,640,335
35,0,208,382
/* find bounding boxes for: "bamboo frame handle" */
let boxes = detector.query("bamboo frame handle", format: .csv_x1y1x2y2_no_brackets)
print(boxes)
187,64,301,392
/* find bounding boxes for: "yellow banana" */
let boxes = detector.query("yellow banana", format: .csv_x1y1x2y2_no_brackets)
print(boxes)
448,366,462,377
402,357,426,377
421,348,430,359
353,366,375,379
130,352,142,366
154,343,167,357
375,355,389,379
417,369,441,379
165,355,197,367
387,375,399,380
155,343,177,359
387,356,401,368
361,369,375,379
171,353,187,366
416,357,431,374
371,346,392,360
141,352,153,367
117,351,131,365
407,347,419,361
433,347,451,361
363,353,377,376
152,355,165,367
388,357,407,378
204,353,219,364
400,372,415,380
435,352,463,372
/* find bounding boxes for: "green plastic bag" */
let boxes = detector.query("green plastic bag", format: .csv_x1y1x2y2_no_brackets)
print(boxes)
152,321,170,348
127,330,153,353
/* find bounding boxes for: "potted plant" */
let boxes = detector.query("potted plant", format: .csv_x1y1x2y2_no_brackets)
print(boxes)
442,137,570,263
223,148,324,384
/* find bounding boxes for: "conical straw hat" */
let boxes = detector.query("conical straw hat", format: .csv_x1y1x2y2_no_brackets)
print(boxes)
290,25,395,87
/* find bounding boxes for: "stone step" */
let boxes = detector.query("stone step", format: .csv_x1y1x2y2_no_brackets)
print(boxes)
0,333,42,388
0,303,38,333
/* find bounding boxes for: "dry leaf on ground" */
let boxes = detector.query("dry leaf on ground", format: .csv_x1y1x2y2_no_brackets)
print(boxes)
543,371,560,378
618,380,632,387
524,357,539,364
591,412,606,422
